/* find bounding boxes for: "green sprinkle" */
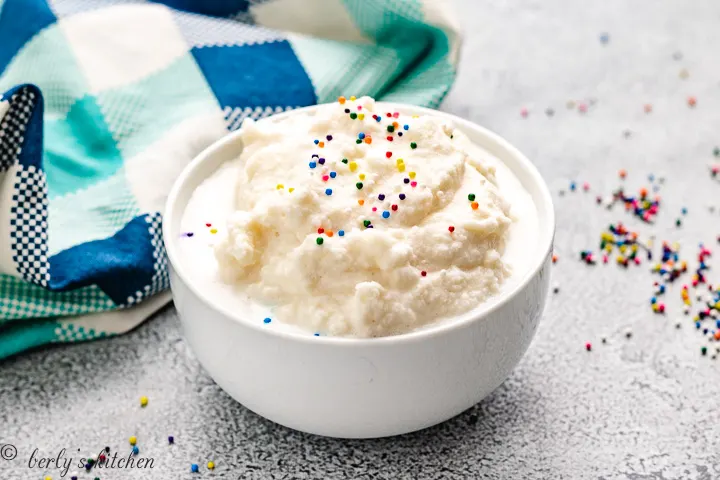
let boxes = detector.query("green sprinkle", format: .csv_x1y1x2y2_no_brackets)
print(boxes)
387,125,395,133
701,346,708,355
316,237,324,245
363,220,371,228
356,139,362,144
468,193,476,201
410,142,417,149
356,182,363,190
714,147,720,157
350,113,358,119
342,158,349,164
450,135,454,139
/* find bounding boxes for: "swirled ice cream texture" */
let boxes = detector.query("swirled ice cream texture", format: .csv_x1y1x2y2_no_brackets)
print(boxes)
213,97,514,337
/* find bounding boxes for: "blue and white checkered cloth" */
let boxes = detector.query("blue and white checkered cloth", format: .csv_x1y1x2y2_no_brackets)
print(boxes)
0,0,461,358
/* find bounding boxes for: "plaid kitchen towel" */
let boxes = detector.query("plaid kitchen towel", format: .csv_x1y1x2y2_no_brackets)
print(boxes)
0,0,461,359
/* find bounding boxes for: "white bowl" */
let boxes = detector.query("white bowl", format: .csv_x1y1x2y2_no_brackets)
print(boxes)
163,103,555,439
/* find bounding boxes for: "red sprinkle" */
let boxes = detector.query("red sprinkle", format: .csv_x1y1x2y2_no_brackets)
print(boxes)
317,228,324,234
372,207,377,212
386,113,392,118
205,223,212,227
421,271,427,277
387,136,394,141
448,226,455,233
585,342,592,351
322,175,329,181
391,204,398,211
386,151,392,158
410,181,417,187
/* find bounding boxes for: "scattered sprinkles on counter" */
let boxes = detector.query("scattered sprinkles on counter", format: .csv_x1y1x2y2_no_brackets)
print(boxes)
557,167,719,355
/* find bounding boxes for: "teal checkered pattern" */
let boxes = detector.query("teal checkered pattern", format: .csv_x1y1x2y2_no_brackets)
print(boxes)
0,0,461,359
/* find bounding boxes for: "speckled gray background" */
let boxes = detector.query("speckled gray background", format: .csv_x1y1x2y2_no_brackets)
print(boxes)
2,1,720,479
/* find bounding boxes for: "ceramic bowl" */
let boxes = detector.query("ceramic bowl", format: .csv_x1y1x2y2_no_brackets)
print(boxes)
163,103,555,439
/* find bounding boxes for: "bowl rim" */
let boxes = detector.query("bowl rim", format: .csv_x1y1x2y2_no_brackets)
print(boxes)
163,101,555,347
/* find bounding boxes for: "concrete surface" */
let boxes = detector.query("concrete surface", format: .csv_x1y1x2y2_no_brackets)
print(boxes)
2,1,720,478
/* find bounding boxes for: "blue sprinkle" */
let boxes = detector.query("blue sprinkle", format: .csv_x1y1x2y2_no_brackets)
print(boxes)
358,132,365,139
681,207,688,215
325,188,333,196
570,182,577,191
703,328,709,334
330,171,337,178
313,333,320,337
309,162,317,169
650,297,657,304
696,322,701,329
375,117,381,122
263,318,271,324
314,139,319,145
648,174,655,182
338,230,345,237
599,32,610,44
716,320,720,328
403,124,409,130
191,464,199,473
382,211,390,219
132,446,139,455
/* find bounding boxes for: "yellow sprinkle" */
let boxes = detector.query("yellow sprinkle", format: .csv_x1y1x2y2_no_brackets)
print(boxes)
289,187,295,193
409,171,416,179
350,96,356,101
45,477,52,480
208,461,215,470
397,164,405,172
412,115,419,118
359,174,366,180
140,396,148,407
396,158,404,165
210,228,218,235
276,184,284,190
349,162,358,172
358,113,365,120
129,436,137,446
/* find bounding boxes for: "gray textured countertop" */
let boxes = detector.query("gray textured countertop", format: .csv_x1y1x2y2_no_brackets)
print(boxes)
2,1,720,479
